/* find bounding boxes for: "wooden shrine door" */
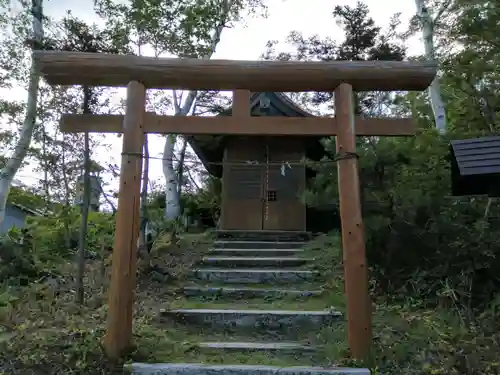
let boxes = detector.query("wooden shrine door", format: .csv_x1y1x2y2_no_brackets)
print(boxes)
263,137,306,231
222,137,265,230
221,137,306,231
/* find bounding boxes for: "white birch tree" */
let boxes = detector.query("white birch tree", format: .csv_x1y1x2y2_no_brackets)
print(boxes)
413,0,451,134
0,0,44,225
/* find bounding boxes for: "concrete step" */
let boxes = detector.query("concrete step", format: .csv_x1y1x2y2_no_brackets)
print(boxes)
216,230,312,243
191,269,320,284
209,248,305,257
180,286,324,298
214,241,307,250
160,308,342,331
127,363,370,375
197,341,316,354
200,256,313,268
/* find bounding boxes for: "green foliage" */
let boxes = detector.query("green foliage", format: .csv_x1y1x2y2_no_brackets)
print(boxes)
147,176,221,230
310,128,500,309
7,186,50,212
0,232,214,374
306,233,500,375
282,3,500,372
95,0,268,57
183,175,221,227
370,304,500,375
0,270,124,374
27,210,115,255
0,233,42,285
262,2,406,114
0,210,115,287
265,0,500,311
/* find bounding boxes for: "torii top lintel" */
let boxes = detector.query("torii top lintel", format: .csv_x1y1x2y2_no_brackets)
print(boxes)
34,51,438,92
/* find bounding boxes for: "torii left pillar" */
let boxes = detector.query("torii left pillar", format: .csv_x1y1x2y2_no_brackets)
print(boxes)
104,81,145,359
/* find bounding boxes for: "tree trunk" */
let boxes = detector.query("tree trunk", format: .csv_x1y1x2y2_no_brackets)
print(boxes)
176,136,188,210
42,122,50,205
415,0,447,134
484,198,493,220
0,0,43,225
61,134,72,249
163,133,180,220
162,0,235,220
139,134,149,252
100,184,117,214
76,86,92,305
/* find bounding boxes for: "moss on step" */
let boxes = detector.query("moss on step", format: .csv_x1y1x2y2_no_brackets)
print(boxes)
166,291,344,311
132,324,329,367
181,281,325,291
133,232,345,368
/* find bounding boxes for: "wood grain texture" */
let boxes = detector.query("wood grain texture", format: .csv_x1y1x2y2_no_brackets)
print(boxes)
221,138,265,230
104,81,145,359
232,90,251,117
34,51,437,91
334,83,372,360
60,113,416,136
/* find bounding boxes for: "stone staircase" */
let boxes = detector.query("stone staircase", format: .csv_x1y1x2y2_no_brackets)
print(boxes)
129,230,370,375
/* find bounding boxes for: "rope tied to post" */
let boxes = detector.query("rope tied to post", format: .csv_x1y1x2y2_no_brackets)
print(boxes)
334,151,359,161
121,152,144,157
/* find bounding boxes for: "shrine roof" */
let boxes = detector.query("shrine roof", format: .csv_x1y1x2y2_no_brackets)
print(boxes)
189,92,321,177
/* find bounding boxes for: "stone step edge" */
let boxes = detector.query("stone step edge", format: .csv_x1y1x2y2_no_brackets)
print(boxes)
193,268,318,273
210,248,306,252
162,308,342,316
203,256,313,260
215,230,311,234
126,363,370,375
181,286,324,296
191,269,320,284
197,341,317,351
215,241,307,245
202,256,314,262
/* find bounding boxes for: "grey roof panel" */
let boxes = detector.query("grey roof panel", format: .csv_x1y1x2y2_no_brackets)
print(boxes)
450,136,500,197
451,135,500,145
450,137,500,176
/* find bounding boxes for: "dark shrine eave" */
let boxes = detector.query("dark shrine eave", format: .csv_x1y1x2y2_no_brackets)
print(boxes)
188,92,323,177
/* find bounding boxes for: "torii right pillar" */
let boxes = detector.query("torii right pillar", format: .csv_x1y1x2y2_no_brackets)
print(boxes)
334,83,372,359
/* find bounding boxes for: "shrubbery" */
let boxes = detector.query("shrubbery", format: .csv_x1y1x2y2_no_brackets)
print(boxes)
308,232,500,375
310,129,500,309
0,207,213,374
0,210,115,286
306,128,500,374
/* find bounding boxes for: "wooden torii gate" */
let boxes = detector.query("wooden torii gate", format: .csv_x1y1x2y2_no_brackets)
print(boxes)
34,51,437,360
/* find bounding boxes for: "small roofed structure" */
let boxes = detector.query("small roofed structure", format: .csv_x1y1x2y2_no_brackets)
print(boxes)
450,136,500,197
190,92,325,231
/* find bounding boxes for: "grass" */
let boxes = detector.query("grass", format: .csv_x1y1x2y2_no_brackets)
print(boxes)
3,230,499,374
133,323,322,366
167,293,342,311
143,232,347,367
0,230,348,373
0,232,214,374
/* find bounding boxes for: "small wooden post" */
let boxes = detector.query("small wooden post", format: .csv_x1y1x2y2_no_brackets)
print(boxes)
232,89,251,117
104,81,146,359
334,83,372,359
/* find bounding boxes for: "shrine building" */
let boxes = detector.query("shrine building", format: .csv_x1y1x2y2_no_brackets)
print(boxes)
189,92,330,232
